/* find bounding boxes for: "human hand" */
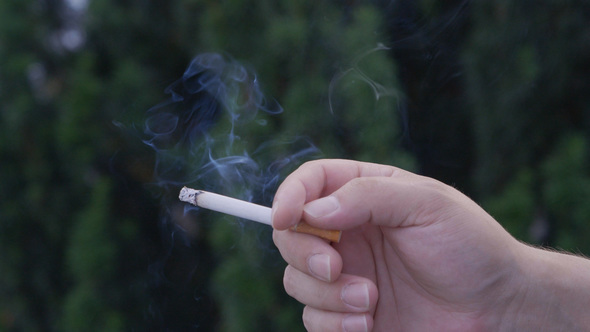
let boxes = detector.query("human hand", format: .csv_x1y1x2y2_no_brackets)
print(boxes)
272,159,527,331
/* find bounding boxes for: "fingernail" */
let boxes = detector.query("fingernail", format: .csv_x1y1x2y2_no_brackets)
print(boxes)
307,254,331,282
342,314,368,332
304,196,340,218
341,283,369,310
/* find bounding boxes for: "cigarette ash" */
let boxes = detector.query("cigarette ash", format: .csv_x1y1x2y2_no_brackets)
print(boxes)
178,187,199,206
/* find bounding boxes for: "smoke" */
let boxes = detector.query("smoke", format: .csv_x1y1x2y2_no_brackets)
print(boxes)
328,43,401,114
139,53,321,329
142,52,319,227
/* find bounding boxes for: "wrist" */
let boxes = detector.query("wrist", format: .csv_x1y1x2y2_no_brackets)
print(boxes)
502,244,590,331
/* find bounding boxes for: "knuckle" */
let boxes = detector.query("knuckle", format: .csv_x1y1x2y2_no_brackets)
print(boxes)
342,177,380,196
417,175,453,195
298,159,322,172
411,176,453,203
411,178,463,222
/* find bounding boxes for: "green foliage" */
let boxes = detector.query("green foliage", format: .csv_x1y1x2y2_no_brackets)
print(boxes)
210,244,297,332
61,179,136,331
2,0,590,331
541,134,590,252
66,180,117,282
483,170,535,241
1,1,160,330
466,0,590,195
61,286,125,332
465,0,590,254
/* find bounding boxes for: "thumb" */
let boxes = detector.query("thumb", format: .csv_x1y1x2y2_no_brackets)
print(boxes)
301,175,453,230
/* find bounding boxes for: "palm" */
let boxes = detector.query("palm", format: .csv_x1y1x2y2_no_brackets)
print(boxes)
334,214,513,330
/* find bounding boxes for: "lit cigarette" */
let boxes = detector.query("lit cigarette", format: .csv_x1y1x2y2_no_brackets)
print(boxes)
179,187,342,242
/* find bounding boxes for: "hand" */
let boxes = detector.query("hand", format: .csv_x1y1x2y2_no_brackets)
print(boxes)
271,159,526,331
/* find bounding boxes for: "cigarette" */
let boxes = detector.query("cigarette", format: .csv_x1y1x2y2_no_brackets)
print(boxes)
179,187,342,242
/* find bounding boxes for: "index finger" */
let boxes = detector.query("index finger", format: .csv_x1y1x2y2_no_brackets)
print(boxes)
272,159,408,229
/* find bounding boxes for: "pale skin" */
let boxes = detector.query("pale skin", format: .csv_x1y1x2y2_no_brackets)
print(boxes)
271,159,590,331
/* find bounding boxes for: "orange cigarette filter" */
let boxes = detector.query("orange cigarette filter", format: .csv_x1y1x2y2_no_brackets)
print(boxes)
291,222,342,243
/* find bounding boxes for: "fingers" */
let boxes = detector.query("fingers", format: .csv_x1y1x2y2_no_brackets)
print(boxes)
273,228,343,282
322,175,485,233
303,306,373,332
302,175,438,230
283,266,378,313
286,163,459,231
272,159,408,230
273,225,378,332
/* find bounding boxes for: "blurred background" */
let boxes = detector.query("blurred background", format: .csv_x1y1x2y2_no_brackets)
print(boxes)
2,0,590,331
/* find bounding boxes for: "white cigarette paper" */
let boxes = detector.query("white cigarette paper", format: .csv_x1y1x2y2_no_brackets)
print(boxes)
179,187,272,225
179,186,342,242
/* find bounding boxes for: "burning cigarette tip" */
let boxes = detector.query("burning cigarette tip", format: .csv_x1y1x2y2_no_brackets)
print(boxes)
179,186,200,205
